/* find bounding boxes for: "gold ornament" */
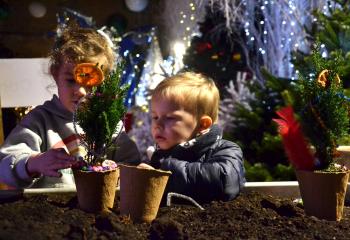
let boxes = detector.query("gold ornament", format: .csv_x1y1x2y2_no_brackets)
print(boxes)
317,69,341,88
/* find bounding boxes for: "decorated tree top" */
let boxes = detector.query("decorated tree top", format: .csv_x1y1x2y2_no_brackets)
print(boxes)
275,46,350,171
296,47,349,169
74,62,129,166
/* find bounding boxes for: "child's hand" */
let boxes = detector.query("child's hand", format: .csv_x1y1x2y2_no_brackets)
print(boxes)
26,148,78,178
137,163,155,170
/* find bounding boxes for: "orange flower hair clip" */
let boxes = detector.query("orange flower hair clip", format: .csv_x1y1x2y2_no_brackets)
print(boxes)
74,63,104,87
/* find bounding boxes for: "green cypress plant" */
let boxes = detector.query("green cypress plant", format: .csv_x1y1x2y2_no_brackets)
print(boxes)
292,46,349,170
74,62,129,166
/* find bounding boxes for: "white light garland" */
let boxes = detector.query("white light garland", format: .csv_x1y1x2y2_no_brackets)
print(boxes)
240,0,330,81
158,0,335,84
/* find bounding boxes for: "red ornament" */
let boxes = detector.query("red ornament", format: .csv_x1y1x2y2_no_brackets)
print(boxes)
195,42,212,53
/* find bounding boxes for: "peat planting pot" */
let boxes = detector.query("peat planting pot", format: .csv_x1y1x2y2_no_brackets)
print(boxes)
296,170,349,221
73,168,119,213
119,164,171,223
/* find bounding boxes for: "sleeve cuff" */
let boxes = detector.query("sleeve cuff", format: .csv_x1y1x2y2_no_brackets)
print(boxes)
14,153,45,182
15,156,34,181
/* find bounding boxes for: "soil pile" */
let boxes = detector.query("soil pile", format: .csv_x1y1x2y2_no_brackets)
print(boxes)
0,191,349,239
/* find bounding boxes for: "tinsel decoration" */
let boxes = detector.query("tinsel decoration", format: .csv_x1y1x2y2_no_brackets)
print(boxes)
134,32,165,106
218,71,254,132
56,7,95,34
127,105,153,163
119,26,157,108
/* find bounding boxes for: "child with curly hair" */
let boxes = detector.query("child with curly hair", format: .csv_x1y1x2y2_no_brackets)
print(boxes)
0,27,140,188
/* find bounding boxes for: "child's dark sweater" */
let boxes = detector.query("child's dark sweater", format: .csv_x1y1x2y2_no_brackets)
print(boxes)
150,124,245,203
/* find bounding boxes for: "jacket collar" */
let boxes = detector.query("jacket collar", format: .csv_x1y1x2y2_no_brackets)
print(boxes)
155,124,222,160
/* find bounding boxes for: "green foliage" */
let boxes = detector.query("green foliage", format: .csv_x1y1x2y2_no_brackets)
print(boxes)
244,162,273,182
272,164,295,181
293,47,349,169
227,68,294,170
338,134,350,146
76,63,129,165
244,161,295,182
293,1,350,87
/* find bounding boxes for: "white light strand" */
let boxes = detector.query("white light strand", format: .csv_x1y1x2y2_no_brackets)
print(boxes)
241,0,329,82
160,0,206,54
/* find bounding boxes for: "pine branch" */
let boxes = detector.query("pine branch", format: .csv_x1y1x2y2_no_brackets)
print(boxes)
75,63,129,166
294,45,349,169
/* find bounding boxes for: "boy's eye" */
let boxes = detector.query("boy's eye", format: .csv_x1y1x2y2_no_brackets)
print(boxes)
151,116,158,121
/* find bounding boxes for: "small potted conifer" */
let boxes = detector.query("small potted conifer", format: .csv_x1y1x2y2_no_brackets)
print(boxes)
72,62,129,213
274,46,350,221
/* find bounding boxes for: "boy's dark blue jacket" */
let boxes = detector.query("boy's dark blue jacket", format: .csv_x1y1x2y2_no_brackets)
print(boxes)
150,124,245,203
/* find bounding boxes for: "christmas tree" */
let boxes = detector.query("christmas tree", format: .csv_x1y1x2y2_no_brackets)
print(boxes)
183,3,248,91
74,62,129,166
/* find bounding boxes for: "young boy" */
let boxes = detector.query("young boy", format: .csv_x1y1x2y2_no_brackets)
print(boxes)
147,72,245,203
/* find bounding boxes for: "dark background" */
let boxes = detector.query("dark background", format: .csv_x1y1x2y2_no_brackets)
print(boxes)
0,0,168,58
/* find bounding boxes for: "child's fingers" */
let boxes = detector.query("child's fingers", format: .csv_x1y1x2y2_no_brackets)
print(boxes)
53,147,68,154
50,161,73,170
52,148,77,162
137,163,154,170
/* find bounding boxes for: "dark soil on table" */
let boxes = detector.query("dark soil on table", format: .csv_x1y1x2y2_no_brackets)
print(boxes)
0,191,350,240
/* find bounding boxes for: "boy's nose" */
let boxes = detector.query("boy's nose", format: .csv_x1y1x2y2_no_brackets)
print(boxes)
154,119,164,129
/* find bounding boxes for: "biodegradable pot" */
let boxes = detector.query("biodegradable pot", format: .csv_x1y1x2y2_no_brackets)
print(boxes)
73,168,119,213
119,164,171,223
296,170,349,221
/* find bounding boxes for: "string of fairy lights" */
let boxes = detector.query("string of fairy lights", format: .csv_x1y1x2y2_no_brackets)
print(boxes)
239,0,331,81
180,2,197,47
52,0,339,109
121,1,202,108
120,0,339,162
152,0,332,84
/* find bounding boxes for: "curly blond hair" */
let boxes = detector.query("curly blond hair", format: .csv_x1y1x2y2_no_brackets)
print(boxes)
49,26,115,76
151,72,220,122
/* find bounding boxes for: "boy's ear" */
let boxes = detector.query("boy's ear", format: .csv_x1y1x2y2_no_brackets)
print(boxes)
199,116,213,131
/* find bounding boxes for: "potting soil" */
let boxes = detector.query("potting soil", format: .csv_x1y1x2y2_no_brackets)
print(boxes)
0,191,349,239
